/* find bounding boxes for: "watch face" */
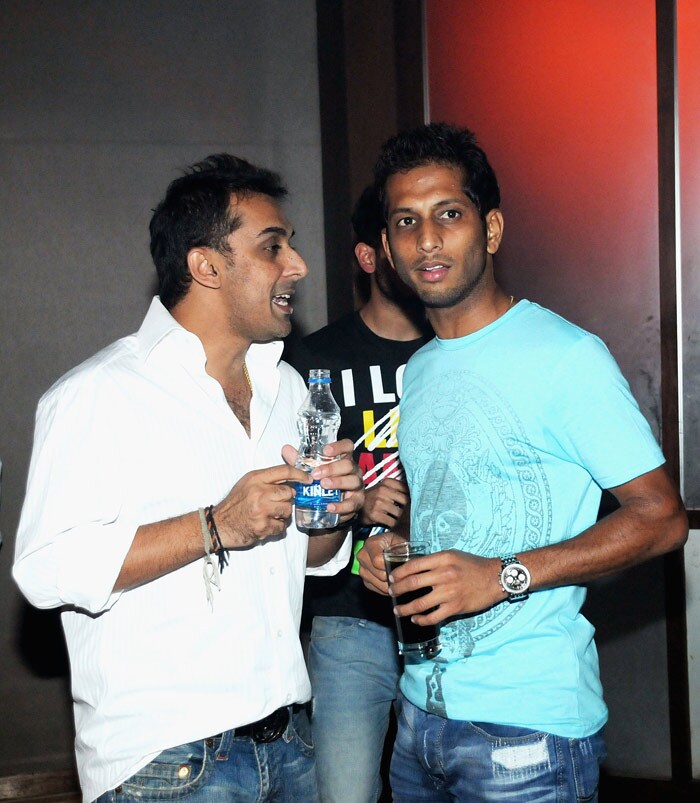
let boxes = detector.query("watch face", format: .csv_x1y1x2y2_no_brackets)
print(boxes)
502,562,530,593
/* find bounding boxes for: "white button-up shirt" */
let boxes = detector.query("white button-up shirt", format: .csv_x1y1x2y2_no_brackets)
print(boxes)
14,298,350,802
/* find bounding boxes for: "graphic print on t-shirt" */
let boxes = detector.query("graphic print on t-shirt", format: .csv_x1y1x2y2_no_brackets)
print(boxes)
400,369,553,671
340,364,406,575
335,363,407,487
356,404,402,486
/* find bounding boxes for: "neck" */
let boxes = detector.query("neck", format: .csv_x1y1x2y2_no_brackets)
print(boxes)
427,286,515,340
359,293,428,342
171,293,250,387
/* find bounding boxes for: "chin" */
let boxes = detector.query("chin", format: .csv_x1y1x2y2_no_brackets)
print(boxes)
422,293,461,309
274,320,293,339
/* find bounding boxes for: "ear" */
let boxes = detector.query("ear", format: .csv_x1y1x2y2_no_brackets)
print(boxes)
187,248,222,289
354,242,378,275
485,210,504,255
380,229,397,270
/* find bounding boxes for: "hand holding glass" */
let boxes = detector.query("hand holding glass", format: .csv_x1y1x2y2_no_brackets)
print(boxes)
383,541,441,660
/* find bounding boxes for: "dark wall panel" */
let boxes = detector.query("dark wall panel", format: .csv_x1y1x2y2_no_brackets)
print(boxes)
679,0,700,509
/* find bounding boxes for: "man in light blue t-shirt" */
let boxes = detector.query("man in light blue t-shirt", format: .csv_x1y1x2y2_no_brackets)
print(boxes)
358,123,688,803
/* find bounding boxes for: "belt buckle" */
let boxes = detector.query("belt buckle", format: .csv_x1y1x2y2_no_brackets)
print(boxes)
250,706,289,743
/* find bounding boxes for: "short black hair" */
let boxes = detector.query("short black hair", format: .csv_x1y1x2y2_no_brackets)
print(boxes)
149,154,287,309
373,122,500,226
350,185,386,304
351,184,384,250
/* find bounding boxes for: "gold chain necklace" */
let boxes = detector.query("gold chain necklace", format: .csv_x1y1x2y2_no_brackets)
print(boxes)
243,361,253,394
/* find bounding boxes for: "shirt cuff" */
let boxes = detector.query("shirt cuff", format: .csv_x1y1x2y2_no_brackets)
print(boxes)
305,530,352,577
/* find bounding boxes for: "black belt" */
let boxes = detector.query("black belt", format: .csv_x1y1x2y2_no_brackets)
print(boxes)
234,705,291,743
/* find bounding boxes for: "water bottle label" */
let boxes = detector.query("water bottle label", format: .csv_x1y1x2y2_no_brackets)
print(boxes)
294,480,342,509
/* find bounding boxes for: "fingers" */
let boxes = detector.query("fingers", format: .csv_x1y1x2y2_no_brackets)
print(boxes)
388,569,449,628
280,444,299,467
360,478,409,527
216,467,304,548
373,477,408,495
312,455,364,520
387,554,432,584
356,537,389,594
386,551,498,622
312,455,361,484
260,461,311,486
356,532,406,596
321,438,354,459
331,490,365,524
358,556,390,595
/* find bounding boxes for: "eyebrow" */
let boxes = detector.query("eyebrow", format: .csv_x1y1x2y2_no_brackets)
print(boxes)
390,197,469,215
257,226,293,238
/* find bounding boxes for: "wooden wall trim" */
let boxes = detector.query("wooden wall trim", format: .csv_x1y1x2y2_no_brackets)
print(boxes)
316,0,425,325
392,0,426,131
315,0,353,324
656,0,692,783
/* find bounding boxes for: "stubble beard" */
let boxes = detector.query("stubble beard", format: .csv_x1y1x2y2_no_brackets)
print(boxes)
403,251,489,310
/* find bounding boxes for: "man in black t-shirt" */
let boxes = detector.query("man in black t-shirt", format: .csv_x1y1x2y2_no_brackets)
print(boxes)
284,186,432,803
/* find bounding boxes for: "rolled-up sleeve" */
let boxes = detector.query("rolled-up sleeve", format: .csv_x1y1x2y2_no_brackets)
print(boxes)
13,373,136,613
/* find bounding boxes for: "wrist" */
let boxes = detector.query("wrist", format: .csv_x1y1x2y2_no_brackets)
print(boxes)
497,554,531,603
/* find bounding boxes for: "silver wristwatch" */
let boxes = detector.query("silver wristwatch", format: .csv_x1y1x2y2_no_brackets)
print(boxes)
499,555,531,603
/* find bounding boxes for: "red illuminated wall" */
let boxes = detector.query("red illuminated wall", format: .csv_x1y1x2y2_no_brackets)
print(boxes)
425,0,660,436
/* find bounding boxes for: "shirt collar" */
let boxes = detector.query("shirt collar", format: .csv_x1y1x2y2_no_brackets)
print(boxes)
136,297,190,361
136,296,286,376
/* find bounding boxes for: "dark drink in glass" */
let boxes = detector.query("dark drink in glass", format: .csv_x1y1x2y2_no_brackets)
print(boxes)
383,541,441,660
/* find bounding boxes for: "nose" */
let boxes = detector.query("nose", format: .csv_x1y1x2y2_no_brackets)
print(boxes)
286,247,308,280
416,221,442,254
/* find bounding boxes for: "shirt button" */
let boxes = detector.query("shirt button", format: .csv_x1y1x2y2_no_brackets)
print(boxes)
177,765,190,779
277,630,283,638
270,567,275,575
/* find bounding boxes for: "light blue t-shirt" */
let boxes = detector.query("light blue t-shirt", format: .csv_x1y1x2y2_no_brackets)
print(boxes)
398,300,664,738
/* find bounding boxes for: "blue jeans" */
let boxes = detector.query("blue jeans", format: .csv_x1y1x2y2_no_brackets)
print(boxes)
308,616,402,803
391,696,606,803
95,707,318,802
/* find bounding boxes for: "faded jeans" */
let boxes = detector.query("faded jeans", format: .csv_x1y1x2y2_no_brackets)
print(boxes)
94,707,318,802
308,616,401,803
391,695,606,802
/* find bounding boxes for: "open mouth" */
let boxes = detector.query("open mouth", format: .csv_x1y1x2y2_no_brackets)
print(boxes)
418,263,449,282
272,293,293,311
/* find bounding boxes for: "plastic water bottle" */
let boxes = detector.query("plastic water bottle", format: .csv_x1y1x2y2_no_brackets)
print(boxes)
294,369,342,529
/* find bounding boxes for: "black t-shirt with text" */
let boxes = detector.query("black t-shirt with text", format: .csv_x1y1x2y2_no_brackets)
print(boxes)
284,312,431,627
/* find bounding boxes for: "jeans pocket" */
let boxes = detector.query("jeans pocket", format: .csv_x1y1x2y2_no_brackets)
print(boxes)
117,740,211,800
289,707,315,757
469,722,547,741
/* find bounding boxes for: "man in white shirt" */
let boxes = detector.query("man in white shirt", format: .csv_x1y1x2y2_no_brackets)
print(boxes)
13,154,362,803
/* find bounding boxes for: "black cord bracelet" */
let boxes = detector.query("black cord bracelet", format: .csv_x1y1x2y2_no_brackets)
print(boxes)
204,505,228,572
